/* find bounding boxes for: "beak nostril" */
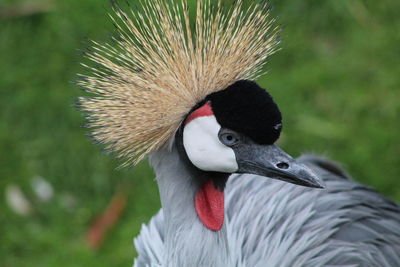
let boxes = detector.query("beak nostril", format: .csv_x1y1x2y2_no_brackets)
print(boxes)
276,162,289,170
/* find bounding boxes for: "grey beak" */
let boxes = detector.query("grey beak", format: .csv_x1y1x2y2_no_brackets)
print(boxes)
236,144,325,189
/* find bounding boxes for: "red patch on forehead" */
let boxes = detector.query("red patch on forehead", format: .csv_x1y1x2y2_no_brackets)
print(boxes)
185,102,214,125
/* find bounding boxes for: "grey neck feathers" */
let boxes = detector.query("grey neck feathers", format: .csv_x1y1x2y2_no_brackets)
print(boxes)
149,142,231,267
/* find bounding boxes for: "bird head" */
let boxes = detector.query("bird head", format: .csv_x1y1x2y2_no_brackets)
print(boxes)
175,79,323,231
180,80,323,189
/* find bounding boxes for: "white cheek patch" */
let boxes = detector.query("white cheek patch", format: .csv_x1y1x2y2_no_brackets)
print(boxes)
183,115,238,173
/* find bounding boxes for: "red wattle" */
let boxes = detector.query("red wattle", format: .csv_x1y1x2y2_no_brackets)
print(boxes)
195,180,224,231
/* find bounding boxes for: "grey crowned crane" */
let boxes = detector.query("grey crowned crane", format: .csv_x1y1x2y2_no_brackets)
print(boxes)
78,0,400,266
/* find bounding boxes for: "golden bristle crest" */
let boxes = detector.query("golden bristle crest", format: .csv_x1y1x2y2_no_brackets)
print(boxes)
78,0,279,165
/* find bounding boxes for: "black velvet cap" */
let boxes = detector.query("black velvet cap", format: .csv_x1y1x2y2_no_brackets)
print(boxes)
207,80,282,145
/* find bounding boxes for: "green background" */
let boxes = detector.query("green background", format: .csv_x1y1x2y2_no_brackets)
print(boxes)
1,0,399,266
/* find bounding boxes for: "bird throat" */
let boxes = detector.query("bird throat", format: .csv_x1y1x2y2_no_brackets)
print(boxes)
176,119,229,232
195,179,225,231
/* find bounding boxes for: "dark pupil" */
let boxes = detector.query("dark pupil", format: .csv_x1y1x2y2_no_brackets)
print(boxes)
226,135,233,141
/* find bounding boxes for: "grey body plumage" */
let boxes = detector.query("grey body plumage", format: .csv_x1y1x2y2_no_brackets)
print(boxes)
134,153,400,267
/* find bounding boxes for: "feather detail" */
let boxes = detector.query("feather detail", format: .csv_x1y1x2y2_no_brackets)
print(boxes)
77,0,279,165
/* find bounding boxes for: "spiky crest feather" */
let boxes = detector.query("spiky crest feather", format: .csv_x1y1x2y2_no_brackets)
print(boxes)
78,0,279,165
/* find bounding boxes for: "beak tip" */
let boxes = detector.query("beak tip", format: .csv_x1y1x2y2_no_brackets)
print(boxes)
307,175,326,190
309,175,326,189
312,182,326,189
297,167,325,189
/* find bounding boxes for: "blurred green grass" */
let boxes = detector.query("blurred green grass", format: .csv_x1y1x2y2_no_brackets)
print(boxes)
0,0,399,266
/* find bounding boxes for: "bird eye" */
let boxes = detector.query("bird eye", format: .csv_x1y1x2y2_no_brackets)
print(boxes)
219,132,239,146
